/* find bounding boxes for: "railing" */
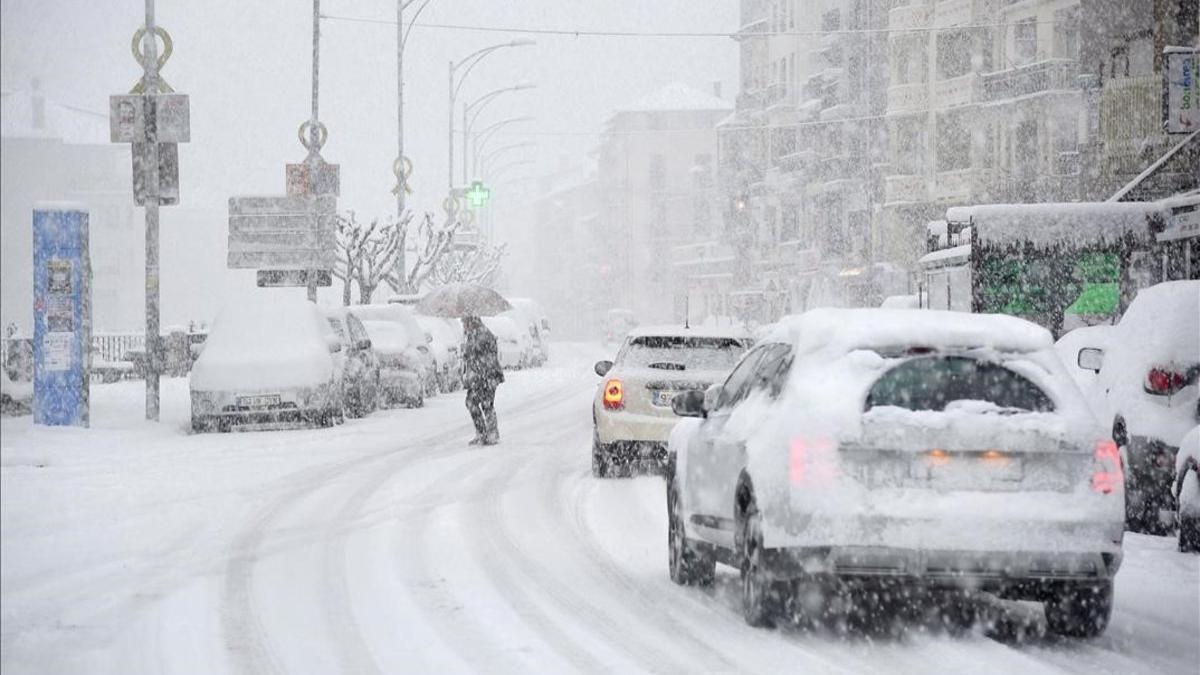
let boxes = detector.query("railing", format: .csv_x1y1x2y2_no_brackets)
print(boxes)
933,72,982,107
888,2,933,33
92,332,145,363
933,167,991,203
884,174,930,203
982,60,1079,101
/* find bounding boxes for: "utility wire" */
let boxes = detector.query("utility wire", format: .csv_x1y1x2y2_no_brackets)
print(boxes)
320,13,1062,37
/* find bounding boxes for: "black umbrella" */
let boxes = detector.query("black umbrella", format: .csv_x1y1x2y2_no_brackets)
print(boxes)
415,283,512,318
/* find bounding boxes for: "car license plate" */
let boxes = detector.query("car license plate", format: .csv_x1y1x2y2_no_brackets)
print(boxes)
238,394,280,409
652,390,677,407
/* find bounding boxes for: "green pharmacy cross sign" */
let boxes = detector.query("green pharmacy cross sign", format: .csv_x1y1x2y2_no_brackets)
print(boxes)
465,180,491,209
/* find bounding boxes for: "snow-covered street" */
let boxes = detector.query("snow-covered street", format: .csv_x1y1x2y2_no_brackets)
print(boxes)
2,344,1196,674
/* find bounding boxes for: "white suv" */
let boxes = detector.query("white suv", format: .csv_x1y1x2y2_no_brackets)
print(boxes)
592,326,748,477
666,309,1123,637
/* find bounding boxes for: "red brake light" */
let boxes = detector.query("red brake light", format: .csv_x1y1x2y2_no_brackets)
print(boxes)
1091,439,1122,494
1145,368,1187,395
789,436,838,486
603,379,624,410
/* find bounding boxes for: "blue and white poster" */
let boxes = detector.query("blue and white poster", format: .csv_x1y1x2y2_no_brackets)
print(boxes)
33,204,91,427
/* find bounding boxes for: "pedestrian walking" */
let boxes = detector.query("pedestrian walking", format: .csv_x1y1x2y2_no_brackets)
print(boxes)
462,315,504,445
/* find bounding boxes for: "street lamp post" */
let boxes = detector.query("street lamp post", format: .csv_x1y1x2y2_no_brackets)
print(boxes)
470,115,533,177
478,141,536,179
447,39,534,191
461,83,535,184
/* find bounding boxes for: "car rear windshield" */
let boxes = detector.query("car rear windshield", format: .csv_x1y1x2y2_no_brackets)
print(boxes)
621,336,745,370
865,355,1054,413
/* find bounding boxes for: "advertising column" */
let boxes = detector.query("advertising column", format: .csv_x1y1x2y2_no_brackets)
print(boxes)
32,203,91,427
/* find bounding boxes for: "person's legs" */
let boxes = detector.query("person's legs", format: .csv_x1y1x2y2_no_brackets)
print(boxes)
465,388,487,442
482,387,499,444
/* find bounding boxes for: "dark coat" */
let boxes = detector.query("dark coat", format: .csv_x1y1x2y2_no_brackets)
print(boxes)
463,320,504,391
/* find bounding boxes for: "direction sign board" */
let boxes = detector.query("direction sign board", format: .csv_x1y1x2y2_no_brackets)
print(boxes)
132,141,179,205
227,194,337,277
1164,47,1198,134
287,161,340,197
109,93,191,143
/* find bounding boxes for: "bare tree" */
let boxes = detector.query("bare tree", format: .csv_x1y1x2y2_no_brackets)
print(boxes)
332,210,364,305
333,211,406,305
386,213,460,293
429,241,507,288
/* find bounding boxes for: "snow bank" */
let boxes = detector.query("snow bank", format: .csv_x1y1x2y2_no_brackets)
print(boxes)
190,295,332,391
946,202,1162,246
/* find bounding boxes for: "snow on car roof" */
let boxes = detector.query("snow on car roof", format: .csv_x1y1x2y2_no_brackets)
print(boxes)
945,202,1164,246
770,308,1053,356
346,303,425,345
626,325,750,340
360,320,416,355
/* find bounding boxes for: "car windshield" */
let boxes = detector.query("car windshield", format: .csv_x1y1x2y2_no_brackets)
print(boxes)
865,355,1054,413
620,336,745,370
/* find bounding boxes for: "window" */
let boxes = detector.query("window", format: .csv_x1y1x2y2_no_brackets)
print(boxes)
749,343,794,399
717,347,767,409
649,154,666,190
1014,19,1037,65
936,114,970,172
937,30,973,79
622,336,747,371
1053,7,1079,60
865,356,1055,413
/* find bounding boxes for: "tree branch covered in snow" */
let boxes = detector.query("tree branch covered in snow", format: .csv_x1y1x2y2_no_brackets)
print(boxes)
334,211,407,305
428,241,507,288
387,213,460,294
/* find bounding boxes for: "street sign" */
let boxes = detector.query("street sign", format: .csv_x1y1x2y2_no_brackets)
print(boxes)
132,141,179,205
227,194,336,271
109,93,191,143
1164,47,1198,134
32,204,90,427
287,161,341,196
257,269,333,287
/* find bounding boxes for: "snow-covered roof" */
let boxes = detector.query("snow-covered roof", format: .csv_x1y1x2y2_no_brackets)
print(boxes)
769,308,1053,356
627,324,750,340
1,87,109,144
620,82,732,113
917,243,971,267
946,202,1165,246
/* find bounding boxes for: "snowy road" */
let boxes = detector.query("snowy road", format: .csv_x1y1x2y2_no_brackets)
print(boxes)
2,344,1197,674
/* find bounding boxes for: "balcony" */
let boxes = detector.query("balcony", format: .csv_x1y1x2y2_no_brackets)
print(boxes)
934,0,982,28
933,167,991,203
777,149,819,173
884,174,930,204
933,72,982,107
888,3,933,34
736,89,766,110
887,82,929,115
983,60,1080,101
764,83,795,109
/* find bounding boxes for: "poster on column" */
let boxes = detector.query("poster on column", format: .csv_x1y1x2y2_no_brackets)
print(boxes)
33,204,91,427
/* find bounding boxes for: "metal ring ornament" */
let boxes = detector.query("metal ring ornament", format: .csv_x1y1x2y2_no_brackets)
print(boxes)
461,209,476,225
391,156,414,196
130,27,174,92
442,195,460,216
298,120,328,153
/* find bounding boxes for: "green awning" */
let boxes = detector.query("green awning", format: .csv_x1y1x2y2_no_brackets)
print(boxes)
1065,282,1119,315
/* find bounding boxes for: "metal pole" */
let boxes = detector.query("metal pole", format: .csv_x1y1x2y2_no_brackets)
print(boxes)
307,0,320,303
395,0,407,289
448,60,455,191
143,0,161,421
462,102,469,184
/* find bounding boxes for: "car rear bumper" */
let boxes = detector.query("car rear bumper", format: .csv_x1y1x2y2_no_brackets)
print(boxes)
380,367,422,398
757,545,1121,588
595,407,678,444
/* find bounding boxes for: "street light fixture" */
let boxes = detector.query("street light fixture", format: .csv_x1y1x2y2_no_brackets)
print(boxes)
478,141,537,180
462,82,536,183
471,115,534,176
447,40,535,189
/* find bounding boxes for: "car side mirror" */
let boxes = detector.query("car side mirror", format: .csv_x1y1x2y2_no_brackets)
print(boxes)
703,383,722,413
355,338,371,351
1078,347,1104,373
595,360,613,377
672,389,706,417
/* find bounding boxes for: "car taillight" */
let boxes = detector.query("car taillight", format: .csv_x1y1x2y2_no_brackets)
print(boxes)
603,379,624,410
1145,367,1188,395
1091,439,1122,494
789,436,838,486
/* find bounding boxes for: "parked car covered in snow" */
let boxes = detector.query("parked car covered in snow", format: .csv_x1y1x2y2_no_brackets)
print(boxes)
324,307,381,418
593,325,750,476
508,298,550,365
416,315,463,393
190,295,343,432
1070,280,1200,533
347,304,438,403
1176,426,1200,553
666,309,1124,637
484,315,531,370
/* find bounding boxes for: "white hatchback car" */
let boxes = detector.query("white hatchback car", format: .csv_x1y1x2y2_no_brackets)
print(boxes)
592,326,749,477
666,309,1124,637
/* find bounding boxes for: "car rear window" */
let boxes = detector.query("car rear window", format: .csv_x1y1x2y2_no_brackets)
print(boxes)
865,355,1054,413
621,336,745,371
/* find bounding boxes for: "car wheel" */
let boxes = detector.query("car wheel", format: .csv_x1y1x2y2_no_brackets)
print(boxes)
409,395,425,409
1044,582,1113,638
1180,516,1200,553
738,491,782,628
191,415,211,433
217,418,232,433
667,481,714,586
592,430,610,478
